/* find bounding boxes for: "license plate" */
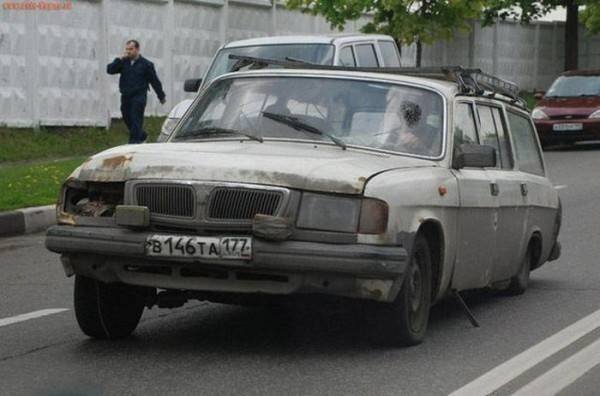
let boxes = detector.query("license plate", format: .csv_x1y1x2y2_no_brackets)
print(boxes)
553,123,582,131
145,235,252,260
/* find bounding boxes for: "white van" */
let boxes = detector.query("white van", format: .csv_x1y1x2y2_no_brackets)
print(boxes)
157,34,401,141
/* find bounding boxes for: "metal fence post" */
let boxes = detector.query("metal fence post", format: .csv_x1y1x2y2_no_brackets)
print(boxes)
221,0,229,45
271,0,276,35
492,23,499,76
99,0,111,129
533,24,540,91
468,21,476,68
165,0,175,113
25,9,40,129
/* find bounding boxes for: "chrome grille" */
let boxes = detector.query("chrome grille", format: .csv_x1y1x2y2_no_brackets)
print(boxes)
208,188,283,220
136,184,195,218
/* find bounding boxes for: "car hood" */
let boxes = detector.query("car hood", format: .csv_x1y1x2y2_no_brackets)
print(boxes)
74,141,436,194
537,96,600,118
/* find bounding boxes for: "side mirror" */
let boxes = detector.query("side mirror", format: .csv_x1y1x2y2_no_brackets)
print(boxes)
534,91,545,100
184,78,202,92
453,143,496,169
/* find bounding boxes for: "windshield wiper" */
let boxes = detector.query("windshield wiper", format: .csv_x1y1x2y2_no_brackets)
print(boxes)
261,111,346,150
175,127,263,143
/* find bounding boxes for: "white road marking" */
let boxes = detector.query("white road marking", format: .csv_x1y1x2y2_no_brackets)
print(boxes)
512,337,600,396
449,308,600,396
0,308,69,328
554,185,568,190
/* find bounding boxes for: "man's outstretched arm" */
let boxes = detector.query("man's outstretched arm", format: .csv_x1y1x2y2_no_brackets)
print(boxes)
106,58,123,75
147,62,166,103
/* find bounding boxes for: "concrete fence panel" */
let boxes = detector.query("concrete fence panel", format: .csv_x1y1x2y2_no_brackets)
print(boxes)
1,3,599,128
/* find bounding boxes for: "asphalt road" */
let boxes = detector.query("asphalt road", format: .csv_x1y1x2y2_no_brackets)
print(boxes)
1,144,600,396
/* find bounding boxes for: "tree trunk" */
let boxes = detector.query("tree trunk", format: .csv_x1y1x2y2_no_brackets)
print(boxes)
416,40,422,67
564,0,579,71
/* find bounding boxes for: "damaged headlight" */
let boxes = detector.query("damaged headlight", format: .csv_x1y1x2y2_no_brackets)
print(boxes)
58,180,125,223
296,192,388,234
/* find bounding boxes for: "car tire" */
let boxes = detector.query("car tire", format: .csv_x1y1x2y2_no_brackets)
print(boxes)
505,245,533,295
371,234,432,346
74,275,148,339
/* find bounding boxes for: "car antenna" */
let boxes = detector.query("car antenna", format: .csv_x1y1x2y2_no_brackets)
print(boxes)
453,290,480,328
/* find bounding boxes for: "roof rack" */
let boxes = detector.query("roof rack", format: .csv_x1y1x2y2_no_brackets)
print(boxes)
228,54,526,108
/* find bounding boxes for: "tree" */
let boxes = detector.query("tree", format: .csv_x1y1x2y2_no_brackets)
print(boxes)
285,0,485,67
483,0,600,71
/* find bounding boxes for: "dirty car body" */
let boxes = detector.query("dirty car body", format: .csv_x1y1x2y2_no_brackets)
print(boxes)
46,68,561,344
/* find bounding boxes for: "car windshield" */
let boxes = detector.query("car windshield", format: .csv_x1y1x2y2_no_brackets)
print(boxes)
172,76,445,157
546,75,600,97
204,44,335,83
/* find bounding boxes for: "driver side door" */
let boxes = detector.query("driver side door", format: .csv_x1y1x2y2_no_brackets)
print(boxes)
451,101,499,290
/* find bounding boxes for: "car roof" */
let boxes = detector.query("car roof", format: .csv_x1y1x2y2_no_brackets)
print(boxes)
213,68,459,96
223,34,395,49
560,69,600,76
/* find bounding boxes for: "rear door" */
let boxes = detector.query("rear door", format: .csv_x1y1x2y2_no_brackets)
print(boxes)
452,101,498,290
506,109,558,267
475,102,527,282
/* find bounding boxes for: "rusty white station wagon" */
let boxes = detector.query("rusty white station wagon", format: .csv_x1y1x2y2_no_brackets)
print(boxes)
46,60,562,345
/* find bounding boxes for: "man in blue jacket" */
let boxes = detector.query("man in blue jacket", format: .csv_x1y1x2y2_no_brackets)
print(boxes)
107,40,166,143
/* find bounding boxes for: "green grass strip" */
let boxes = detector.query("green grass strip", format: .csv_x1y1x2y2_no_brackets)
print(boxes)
0,157,87,212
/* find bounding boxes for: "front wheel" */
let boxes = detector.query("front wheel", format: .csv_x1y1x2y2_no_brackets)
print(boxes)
74,275,149,339
371,234,432,346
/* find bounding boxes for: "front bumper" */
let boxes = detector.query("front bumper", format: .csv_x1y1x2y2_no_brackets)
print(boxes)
535,119,600,144
46,225,408,301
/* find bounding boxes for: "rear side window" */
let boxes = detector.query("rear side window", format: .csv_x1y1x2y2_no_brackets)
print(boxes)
477,105,501,167
378,41,400,67
507,112,545,175
476,104,512,169
491,107,513,169
339,46,356,67
454,102,479,146
355,44,379,67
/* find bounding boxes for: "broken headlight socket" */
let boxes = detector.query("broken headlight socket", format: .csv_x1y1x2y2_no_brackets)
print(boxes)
58,179,88,217
296,193,389,234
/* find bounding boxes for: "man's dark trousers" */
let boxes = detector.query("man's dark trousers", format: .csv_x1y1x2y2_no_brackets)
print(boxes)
121,93,147,144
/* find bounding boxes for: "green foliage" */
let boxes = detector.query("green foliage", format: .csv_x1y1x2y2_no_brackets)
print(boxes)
483,0,600,33
286,0,485,46
581,3,600,33
482,0,563,25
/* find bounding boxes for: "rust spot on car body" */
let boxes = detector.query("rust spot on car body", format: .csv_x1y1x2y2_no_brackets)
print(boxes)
101,154,133,169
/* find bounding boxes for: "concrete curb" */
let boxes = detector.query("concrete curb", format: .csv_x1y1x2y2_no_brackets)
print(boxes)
0,205,56,237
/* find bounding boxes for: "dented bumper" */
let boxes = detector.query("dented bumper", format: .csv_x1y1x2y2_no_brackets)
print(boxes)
46,225,408,301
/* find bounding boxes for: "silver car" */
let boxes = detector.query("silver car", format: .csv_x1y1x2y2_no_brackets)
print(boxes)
46,65,561,346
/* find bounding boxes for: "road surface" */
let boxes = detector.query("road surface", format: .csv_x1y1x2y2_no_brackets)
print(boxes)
1,144,599,395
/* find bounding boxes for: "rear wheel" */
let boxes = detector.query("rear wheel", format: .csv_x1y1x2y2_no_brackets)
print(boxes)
371,234,432,346
505,244,533,295
74,275,149,339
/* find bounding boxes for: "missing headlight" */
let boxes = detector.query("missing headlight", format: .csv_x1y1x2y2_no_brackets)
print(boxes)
61,181,125,218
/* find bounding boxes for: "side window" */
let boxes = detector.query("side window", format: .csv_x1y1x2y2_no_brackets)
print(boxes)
355,44,379,67
339,46,356,67
378,41,401,67
476,104,511,169
491,107,513,169
507,111,545,175
454,102,479,146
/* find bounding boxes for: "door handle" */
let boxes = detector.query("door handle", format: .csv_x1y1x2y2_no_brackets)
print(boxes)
521,183,528,196
490,182,499,196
